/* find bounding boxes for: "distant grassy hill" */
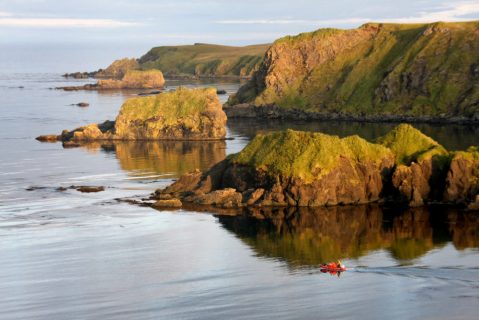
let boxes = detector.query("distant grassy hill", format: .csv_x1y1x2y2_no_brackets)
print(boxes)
231,21,479,119
138,43,270,78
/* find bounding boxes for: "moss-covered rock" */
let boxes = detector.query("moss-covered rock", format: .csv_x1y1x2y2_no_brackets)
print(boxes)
157,129,395,207
232,129,393,183
42,88,227,141
231,21,479,121
114,87,226,139
377,124,447,165
153,124,478,210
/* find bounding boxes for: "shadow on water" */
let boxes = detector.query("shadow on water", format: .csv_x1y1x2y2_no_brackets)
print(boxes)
68,140,227,180
227,119,479,150
217,205,479,269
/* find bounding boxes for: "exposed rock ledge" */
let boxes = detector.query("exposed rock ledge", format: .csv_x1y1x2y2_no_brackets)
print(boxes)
149,124,479,211
37,87,227,141
223,104,479,124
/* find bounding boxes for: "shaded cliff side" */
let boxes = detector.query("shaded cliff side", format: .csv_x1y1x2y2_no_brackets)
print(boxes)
230,21,479,121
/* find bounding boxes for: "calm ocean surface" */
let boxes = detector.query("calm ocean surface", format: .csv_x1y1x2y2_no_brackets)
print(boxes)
0,65,478,319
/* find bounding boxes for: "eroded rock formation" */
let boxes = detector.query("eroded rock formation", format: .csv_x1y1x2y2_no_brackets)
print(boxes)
152,124,478,210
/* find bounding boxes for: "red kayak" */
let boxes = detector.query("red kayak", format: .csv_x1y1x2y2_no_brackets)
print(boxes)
319,263,347,273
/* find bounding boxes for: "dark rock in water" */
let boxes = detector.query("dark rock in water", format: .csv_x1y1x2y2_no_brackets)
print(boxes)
138,90,162,96
36,135,61,142
216,89,227,95
63,71,96,79
70,102,89,107
25,186,48,191
70,186,105,193
149,124,479,211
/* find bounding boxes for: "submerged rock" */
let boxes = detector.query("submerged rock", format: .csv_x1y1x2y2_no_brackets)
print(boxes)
37,87,227,141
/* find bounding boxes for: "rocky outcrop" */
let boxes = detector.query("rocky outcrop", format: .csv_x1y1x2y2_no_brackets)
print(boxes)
151,124,478,210
58,69,165,91
95,58,139,79
229,21,479,122
444,147,479,206
37,88,227,141
378,124,450,206
63,58,139,79
154,129,396,208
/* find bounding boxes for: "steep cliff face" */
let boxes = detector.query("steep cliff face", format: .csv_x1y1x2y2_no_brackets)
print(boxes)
232,22,479,119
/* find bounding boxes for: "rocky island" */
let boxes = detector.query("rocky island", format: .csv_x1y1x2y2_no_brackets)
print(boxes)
37,87,227,141
226,21,479,123
152,124,479,211
59,69,165,91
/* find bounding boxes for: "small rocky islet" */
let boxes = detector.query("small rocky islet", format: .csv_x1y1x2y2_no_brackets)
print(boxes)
152,124,479,212
37,87,227,142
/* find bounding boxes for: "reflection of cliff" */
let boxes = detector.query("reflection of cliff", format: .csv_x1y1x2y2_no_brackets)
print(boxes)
218,206,478,268
113,141,226,178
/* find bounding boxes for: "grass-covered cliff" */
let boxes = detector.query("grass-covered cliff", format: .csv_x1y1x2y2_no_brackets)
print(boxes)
138,43,270,78
231,21,479,119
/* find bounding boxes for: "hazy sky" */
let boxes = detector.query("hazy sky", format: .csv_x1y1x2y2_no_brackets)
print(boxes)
1,0,479,46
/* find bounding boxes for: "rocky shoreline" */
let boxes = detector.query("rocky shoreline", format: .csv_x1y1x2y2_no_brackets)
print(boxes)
224,104,479,124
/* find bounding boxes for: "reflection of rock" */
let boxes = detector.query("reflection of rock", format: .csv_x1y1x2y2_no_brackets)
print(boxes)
113,141,226,178
66,140,227,179
217,206,477,268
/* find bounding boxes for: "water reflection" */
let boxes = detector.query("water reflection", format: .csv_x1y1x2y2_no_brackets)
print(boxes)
227,119,479,150
217,206,479,268
71,141,227,179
